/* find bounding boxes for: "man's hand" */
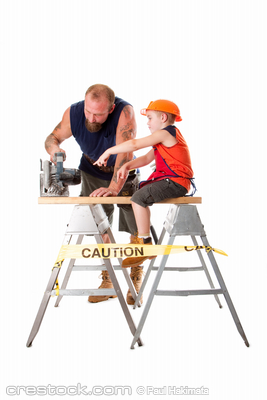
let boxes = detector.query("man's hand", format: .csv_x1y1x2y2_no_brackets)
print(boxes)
89,187,118,197
50,147,66,164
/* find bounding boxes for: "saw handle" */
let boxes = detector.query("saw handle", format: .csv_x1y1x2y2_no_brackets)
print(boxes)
53,152,66,163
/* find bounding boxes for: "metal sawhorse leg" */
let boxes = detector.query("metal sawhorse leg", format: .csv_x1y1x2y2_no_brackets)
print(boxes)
26,204,143,348
130,204,249,349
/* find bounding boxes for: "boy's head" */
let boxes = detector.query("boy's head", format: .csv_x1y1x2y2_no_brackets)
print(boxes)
140,99,182,126
145,110,174,133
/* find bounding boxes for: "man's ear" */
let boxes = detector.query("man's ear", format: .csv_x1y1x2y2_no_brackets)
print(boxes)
161,112,168,123
109,104,116,114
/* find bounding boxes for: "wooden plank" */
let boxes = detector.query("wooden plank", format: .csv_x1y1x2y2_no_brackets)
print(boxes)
38,196,202,205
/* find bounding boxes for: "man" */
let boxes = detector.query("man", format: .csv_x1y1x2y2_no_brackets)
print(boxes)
45,84,143,304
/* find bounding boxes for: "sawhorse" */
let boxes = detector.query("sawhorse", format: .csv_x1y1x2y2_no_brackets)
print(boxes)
130,203,249,349
26,200,144,348
26,196,201,349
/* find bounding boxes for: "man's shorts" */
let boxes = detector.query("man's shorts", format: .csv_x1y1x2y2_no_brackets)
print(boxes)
131,178,187,208
80,170,139,235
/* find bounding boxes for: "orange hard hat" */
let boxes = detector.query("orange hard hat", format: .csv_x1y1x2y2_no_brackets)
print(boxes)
140,99,182,122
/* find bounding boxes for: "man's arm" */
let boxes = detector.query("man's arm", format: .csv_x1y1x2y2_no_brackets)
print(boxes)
110,105,137,193
45,107,72,163
90,105,137,197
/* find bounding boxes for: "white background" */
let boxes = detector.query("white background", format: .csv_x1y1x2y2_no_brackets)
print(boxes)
1,0,266,399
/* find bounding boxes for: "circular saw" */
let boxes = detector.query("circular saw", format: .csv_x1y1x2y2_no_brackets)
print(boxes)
40,152,81,197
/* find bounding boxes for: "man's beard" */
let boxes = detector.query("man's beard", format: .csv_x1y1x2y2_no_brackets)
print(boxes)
85,119,102,132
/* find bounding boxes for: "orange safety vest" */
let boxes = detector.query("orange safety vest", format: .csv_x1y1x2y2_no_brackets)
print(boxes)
139,127,195,194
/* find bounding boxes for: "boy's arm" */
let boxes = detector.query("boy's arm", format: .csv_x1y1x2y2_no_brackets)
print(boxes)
94,130,168,167
117,149,155,180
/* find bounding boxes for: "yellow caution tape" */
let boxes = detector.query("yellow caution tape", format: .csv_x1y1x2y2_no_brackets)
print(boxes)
55,244,227,264
54,279,60,296
51,261,62,296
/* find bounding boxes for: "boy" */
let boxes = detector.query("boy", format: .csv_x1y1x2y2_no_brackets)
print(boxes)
93,99,195,268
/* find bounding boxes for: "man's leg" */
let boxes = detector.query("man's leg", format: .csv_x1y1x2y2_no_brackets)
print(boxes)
80,170,114,226
80,171,117,303
117,172,146,303
118,205,138,236
117,172,140,236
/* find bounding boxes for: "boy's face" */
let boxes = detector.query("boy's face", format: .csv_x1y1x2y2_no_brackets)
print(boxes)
146,110,163,133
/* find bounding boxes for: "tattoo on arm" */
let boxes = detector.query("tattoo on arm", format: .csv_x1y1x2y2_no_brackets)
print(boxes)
112,157,128,184
118,156,128,168
54,122,62,131
122,105,132,119
45,133,59,150
120,122,135,141
112,170,119,184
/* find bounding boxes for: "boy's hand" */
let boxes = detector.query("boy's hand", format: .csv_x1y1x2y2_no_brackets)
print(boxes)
117,164,129,181
93,151,110,167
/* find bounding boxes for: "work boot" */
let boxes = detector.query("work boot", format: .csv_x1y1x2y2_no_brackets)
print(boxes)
88,271,117,303
126,266,144,305
129,232,138,244
122,236,156,268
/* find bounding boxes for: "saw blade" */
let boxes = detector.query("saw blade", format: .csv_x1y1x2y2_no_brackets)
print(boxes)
46,174,69,196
